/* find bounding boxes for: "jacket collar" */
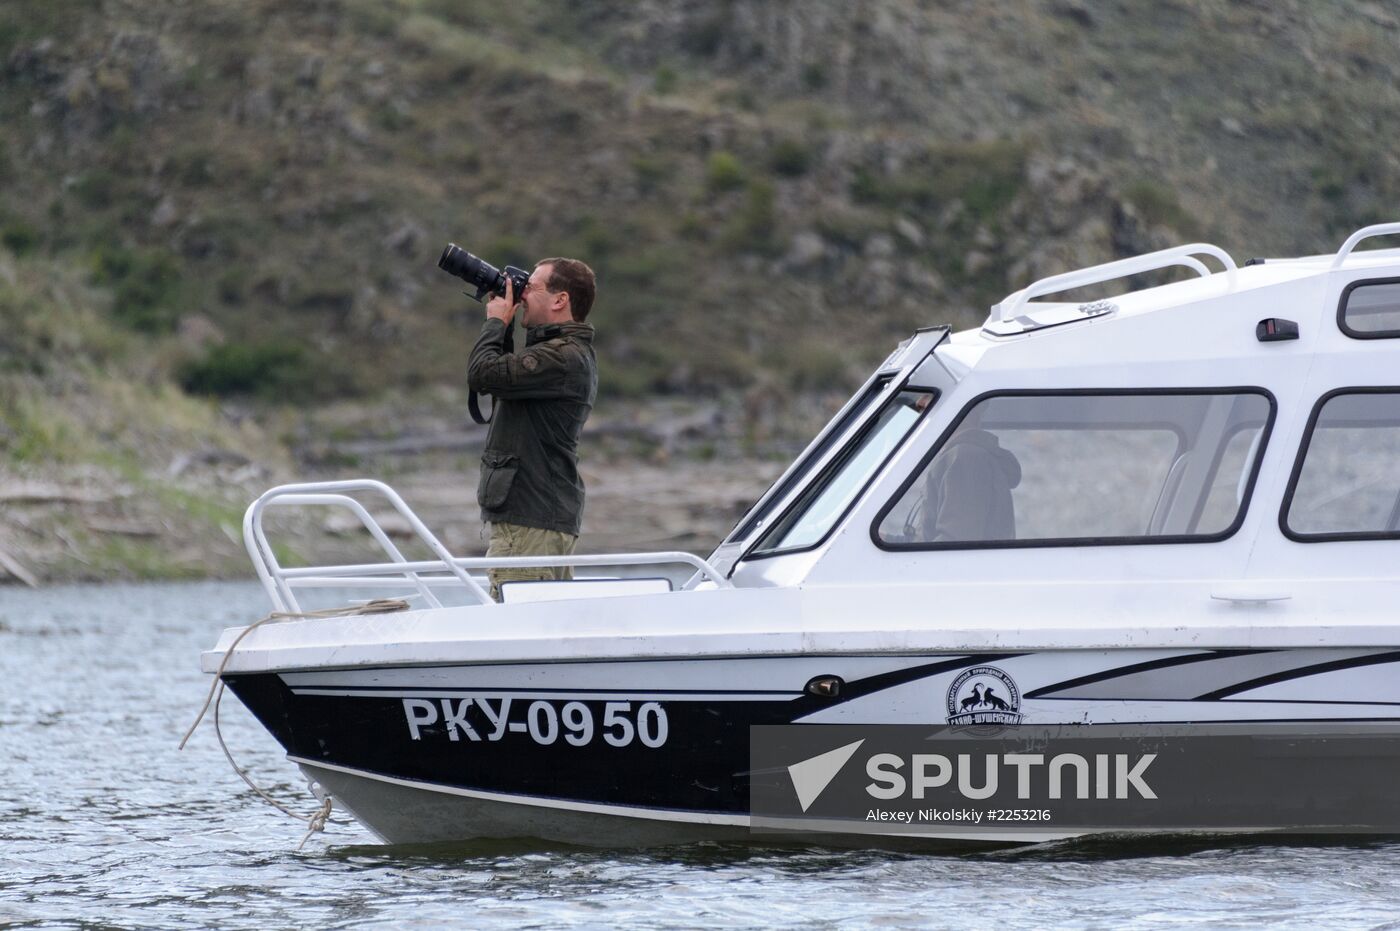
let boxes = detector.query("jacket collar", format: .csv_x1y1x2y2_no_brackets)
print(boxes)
526,321,594,346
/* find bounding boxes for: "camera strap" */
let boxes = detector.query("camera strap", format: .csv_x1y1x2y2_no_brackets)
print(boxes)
467,390,492,425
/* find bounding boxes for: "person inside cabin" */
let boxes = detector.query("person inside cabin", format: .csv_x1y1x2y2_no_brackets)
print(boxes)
920,412,1021,543
467,258,598,601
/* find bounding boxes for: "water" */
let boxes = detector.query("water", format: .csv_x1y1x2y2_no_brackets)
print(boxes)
4,581,1400,929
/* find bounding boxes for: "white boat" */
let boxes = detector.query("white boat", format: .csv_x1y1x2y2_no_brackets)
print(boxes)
203,222,1400,847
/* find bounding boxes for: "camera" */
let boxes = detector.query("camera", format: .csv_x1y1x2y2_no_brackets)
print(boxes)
438,243,530,303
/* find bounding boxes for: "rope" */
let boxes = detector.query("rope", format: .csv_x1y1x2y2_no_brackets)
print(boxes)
298,793,334,851
180,598,410,846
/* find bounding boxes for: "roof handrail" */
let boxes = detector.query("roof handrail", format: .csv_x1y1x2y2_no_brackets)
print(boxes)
988,243,1238,325
1331,222,1400,270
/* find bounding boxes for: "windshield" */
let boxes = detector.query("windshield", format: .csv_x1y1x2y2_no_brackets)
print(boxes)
752,389,935,555
729,376,895,542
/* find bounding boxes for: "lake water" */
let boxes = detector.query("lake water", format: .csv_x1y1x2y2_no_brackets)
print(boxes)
4,580,1400,929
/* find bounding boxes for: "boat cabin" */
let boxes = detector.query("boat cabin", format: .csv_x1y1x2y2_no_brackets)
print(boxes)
702,223,1400,630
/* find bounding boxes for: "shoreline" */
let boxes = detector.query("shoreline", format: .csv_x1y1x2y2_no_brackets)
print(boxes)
0,394,805,586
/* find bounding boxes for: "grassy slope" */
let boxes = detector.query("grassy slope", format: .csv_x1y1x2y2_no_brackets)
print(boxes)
0,0,1397,579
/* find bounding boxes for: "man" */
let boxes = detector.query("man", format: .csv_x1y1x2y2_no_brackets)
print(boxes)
467,257,597,600
921,423,1021,543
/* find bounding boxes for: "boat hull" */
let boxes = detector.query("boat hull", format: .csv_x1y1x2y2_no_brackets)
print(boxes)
223,647,1400,846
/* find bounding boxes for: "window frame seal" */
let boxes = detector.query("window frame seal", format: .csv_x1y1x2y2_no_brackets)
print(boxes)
1279,385,1400,543
1337,276,1400,341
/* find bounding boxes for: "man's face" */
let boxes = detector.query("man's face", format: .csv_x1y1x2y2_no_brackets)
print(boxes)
520,264,565,327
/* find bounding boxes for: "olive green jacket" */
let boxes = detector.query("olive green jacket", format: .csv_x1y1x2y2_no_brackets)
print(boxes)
467,317,597,535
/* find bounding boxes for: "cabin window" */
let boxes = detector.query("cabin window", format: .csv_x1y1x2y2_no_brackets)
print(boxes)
751,389,936,555
1283,389,1400,539
874,390,1273,549
1338,279,1400,339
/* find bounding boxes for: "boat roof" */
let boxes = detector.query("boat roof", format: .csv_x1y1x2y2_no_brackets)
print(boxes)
932,227,1400,377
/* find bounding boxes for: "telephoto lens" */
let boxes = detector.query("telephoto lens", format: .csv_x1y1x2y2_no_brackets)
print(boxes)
438,243,507,301
438,243,530,302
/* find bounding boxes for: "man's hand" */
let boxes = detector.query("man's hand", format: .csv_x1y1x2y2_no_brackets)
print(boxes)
486,277,517,324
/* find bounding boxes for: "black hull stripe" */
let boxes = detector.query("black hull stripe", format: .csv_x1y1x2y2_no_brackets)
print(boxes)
778,654,1027,720
1196,651,1400,700
1023,650,1270,699
819,654,1024,705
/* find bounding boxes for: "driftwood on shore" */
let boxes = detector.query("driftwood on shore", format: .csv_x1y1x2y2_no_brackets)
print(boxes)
292,408,724,465
0,481,129,504
84,518,165,537
297,430,487,462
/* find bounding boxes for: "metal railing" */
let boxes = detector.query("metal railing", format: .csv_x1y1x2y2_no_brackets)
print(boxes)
988,243,1238,326
243,479,731,613
1332,222,1400,270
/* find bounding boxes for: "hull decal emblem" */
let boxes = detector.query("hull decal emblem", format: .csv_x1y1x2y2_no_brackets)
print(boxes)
946,665,1023,725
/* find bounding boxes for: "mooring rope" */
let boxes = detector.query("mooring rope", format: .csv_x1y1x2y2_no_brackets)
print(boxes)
179,598,410,847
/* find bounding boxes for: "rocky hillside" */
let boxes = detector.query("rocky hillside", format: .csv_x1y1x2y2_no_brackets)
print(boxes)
1,0,1398,581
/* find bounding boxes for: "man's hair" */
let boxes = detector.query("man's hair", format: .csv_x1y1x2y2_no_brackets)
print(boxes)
536,257,596,322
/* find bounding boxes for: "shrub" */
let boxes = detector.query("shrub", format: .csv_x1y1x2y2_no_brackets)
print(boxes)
720,180,779,255
1122,178,1191,230
676,211,706,241
72,169,118,208
850,166,883,204
783,339,849,391
178,341,316,399
596,353,669,399
768,139,814,178
91,246,185,333
705,151,746,192
216,268,248,304
652,66,678,95
601,249,667,290
632,155,670,193
681,16,726,57
850,139,1025,222
172,146,218,186
565,214,624,261
484,233,531,270
1,220,39,256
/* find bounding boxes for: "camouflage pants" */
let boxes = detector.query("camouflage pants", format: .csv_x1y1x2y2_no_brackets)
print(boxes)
486,521,577,601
